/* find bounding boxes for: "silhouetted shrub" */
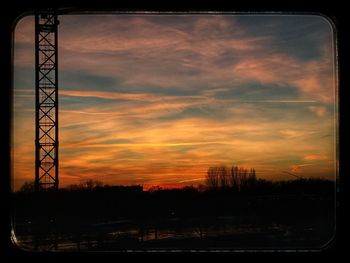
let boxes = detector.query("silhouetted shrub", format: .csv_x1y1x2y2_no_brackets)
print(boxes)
66,179,104,191
19,181,35,193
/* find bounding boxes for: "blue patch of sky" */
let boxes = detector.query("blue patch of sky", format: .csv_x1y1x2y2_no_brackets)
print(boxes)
214,82,300,101
59,95,124,110
214,49,241,68
60,70,117,91
108,83,203,97
14,67,34,90
61,15,146,35
145,15,199,33
235,15,333,61
156,104,227,122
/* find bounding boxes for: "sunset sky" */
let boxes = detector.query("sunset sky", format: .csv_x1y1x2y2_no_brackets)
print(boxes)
13,14,337,191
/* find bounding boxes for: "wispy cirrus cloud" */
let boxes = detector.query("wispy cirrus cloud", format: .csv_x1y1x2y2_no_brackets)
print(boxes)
60,89,205,102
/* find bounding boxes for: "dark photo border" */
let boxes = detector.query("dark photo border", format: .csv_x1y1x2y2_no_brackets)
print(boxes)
0,2,348,258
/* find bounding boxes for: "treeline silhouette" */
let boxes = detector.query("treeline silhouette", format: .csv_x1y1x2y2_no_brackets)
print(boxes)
14,175,334,223
13,168,335,249
18,165,331,194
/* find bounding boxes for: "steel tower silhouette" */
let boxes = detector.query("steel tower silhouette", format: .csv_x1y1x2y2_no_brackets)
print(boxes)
34,10,59,191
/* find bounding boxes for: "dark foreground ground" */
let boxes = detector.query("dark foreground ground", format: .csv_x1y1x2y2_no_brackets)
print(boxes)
12,179,335,251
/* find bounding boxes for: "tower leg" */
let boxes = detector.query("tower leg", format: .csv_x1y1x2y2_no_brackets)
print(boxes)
35,10,59,190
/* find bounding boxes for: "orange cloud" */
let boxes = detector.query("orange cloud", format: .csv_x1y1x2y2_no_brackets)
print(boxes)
232,54,335,104
308,106,327,117
304,154,328,161
290,163,313,172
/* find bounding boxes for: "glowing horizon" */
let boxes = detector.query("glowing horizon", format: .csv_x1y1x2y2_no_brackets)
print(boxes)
13,14,337,191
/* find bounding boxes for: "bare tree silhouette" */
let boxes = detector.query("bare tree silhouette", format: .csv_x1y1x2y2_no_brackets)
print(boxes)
219,166,229,189
206,167,220,190
206,165,257,191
